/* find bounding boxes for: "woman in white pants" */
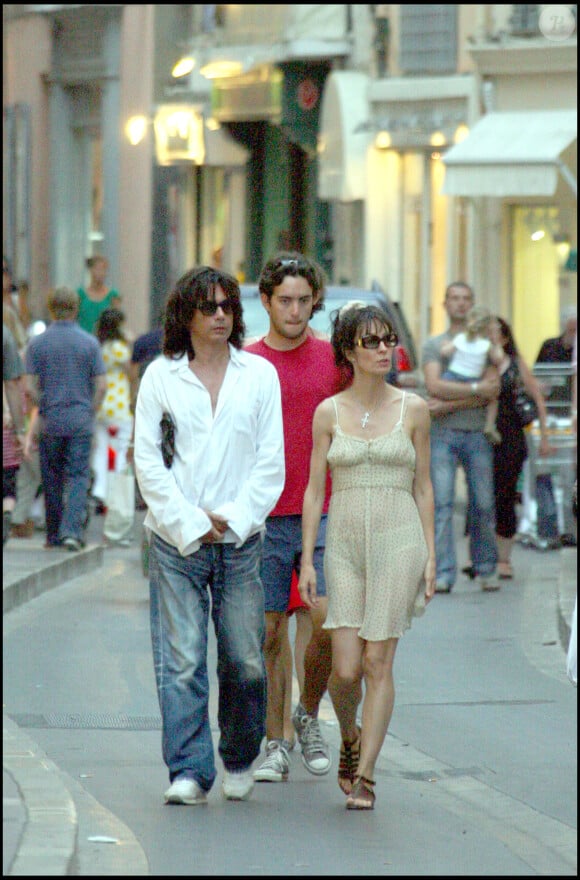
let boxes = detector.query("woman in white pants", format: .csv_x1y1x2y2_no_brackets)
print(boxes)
91,309,134,511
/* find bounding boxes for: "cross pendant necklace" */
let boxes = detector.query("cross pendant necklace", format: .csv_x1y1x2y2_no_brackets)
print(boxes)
355,395,383,429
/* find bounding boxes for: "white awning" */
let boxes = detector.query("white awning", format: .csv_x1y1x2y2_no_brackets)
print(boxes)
317,71,370,201
442,110,577,197
205,125,249,167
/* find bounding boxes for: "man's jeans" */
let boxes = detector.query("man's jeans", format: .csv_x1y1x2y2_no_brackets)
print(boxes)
430,426,498,586
38,433,93,545
149,532,267,792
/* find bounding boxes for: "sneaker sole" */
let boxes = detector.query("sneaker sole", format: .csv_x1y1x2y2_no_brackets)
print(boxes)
300,752,331,776
222,787,254,801
164,795,207,805
253,771,288,782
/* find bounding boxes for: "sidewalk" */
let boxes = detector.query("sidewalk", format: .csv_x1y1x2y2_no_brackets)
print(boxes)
3,521,106,876
2,513,577,876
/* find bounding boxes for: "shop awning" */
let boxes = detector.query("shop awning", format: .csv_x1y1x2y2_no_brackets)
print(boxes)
317,71,370,201
442,110,577,197
205,125,249,167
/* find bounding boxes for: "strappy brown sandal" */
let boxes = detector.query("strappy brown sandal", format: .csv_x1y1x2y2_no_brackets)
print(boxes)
346,775,376,810
338,726,361,795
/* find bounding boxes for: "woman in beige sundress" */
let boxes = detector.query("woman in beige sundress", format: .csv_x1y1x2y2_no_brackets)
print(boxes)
299,302,435,811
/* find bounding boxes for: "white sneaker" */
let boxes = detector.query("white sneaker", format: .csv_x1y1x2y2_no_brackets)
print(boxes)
253,740,290,782
164,777,207,805
478,576,500,592
222,768,255,801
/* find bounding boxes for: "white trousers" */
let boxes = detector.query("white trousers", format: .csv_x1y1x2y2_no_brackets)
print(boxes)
90,418,134,504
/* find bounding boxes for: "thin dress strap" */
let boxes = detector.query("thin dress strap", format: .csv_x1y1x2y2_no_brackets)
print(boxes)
331,396,340,429
396,391,407,425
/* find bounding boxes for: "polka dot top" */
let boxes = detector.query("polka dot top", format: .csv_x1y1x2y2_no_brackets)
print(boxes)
100,339,132,422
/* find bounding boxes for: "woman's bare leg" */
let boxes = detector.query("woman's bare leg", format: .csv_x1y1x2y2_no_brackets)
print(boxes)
281,619,295,745
293,608,313,694
328,628,364,744
356,637,398,782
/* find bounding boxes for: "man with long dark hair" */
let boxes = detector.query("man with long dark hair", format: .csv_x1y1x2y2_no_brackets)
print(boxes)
134,266,284,806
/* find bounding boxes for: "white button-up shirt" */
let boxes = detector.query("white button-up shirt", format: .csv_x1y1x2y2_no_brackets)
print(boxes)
134,345,285,557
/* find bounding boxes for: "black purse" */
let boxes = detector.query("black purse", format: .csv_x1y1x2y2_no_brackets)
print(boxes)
513,383,538,428
160,411,176,468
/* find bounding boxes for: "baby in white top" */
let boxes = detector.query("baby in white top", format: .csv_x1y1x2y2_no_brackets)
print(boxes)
441,305,504,444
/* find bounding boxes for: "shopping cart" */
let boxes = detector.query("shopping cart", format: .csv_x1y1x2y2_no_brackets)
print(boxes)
517,362,576,548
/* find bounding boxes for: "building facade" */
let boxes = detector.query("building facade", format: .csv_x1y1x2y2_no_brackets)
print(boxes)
3,4,577,361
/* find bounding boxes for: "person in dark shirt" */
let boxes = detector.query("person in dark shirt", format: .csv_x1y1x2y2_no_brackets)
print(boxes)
129,327,163,408
132,327,163,371
534,306,577,547
128,326,163,515
535,307,577,409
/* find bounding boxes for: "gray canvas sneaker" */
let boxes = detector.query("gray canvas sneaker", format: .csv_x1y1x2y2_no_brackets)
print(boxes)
253,740,290,782
292,703,331,775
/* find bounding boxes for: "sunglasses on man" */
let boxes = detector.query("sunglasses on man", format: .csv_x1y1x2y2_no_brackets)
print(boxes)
197,297,237,316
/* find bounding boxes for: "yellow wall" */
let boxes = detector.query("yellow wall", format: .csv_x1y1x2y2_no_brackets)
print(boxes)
430,155,448,335
512,208,561,366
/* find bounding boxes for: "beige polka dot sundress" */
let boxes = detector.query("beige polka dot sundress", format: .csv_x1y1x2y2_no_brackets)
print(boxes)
323,392,428,641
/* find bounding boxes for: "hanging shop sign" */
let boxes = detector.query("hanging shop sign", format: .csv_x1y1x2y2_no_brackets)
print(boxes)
154,104,205,165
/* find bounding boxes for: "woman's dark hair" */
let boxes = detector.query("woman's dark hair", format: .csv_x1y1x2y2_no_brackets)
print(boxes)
163,266,245,360
330,303,394,377
95,308,126,343
258,251,326,316
495,316,519,358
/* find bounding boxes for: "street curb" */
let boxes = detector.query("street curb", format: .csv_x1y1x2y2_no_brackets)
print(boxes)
3,546,104,615
557,547,577,649
3,542,104,876
3,714,77,876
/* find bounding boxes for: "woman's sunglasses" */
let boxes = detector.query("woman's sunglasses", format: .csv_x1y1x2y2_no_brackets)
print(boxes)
356,332,398,350
197,297,236,316
272,258,307,271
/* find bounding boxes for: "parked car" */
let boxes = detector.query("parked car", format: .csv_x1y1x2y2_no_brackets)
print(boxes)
240,281,422,387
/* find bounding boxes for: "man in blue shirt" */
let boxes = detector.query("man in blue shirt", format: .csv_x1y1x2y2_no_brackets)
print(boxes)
25,286,106,550
421,281,500,592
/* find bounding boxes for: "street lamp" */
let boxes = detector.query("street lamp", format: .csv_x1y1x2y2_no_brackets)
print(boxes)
125,115,149,146
124,106,207,165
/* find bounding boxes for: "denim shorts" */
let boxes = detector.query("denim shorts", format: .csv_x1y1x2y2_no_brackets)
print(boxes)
261,514,327,612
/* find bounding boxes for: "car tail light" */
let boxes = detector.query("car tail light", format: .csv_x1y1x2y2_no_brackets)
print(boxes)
395,345,413,372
